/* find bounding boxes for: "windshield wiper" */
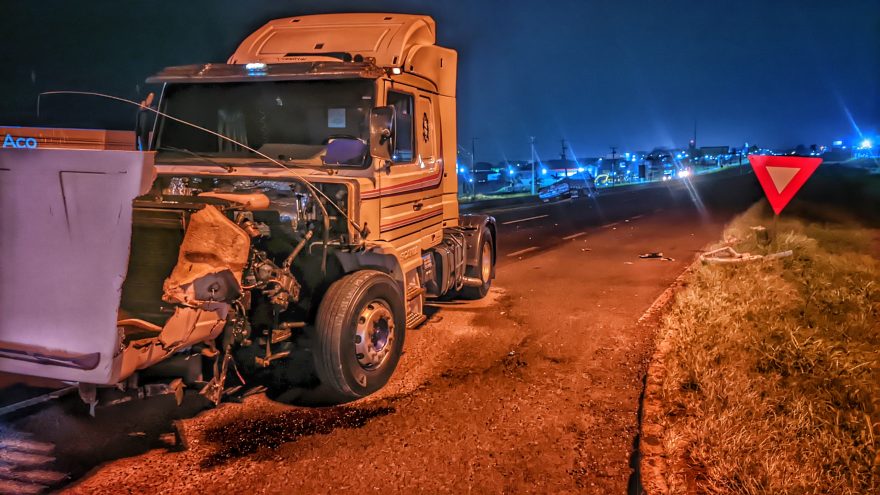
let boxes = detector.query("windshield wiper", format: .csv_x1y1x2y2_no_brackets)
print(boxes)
157,146,234,172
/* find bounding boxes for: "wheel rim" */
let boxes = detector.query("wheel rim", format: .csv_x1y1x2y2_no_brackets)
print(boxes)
354,299,395,370
480,241,492,283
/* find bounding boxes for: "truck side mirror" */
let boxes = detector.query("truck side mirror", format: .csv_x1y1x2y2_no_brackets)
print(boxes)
369,106,395,161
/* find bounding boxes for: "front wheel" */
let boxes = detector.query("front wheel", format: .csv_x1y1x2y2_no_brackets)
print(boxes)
311,270,406,404
461,226,495,300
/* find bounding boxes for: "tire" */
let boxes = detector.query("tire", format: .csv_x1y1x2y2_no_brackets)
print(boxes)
461,226,494,300
311,270,405,404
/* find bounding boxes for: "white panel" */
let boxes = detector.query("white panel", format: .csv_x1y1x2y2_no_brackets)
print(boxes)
0,148,155,384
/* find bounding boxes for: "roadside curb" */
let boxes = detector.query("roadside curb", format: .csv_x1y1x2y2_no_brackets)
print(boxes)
637,257,702,495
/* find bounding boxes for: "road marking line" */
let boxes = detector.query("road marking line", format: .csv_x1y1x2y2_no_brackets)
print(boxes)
601,221,620,228
501,214,549,225
507,246,539,257
563,232,587,240
0,438,55,454
630,214,645,220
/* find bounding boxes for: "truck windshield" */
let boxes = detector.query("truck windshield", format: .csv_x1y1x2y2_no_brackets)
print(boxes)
154,79,374,167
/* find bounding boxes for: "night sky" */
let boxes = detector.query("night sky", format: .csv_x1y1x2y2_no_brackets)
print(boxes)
1,0,877,161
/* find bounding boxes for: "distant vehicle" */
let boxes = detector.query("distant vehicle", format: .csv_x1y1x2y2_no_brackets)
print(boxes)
538,172,596,202
488,178,531,195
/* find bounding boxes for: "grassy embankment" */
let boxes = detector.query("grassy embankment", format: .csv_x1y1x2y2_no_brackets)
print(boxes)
656,198,879,494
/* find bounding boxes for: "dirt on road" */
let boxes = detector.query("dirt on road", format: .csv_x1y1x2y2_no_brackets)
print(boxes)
59,211,729,494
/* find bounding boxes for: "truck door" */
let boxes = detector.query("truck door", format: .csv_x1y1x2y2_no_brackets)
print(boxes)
378,88,443,244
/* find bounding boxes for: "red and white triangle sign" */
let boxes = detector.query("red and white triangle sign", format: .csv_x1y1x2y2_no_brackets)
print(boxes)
748,155,822,215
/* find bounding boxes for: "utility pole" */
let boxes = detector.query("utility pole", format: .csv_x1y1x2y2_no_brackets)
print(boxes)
529,136,537,195
471,137,478,201
560,139,569,177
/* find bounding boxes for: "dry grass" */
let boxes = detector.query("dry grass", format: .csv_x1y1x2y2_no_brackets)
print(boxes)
657,202,880,494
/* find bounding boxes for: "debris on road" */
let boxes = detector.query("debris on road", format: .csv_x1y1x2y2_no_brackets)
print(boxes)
699,246,793,265
639,252,675,261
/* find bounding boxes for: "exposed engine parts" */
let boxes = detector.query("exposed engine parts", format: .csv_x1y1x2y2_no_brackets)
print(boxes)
247,250,301,311
102,177,355,405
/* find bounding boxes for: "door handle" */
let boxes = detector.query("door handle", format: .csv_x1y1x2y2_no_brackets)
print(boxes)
412,202,424,211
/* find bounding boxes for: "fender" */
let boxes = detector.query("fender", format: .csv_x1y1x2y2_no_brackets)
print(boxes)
333,250,405,286
458,213,497,276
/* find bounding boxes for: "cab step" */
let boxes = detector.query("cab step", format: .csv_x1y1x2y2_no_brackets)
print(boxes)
405,312,427,329
406,286,426,301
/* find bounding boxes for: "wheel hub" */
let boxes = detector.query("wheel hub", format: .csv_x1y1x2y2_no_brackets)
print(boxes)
354,300,395,369
480,241,492,283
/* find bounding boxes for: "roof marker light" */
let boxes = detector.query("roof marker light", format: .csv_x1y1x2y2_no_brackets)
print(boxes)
245,62,266,71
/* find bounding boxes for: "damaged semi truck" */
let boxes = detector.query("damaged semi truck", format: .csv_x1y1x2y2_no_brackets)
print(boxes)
0,13,496,408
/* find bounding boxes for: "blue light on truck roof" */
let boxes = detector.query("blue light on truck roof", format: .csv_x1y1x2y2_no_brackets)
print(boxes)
246,62,267,70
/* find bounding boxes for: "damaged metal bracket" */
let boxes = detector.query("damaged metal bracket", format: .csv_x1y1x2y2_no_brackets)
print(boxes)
200,349,234,405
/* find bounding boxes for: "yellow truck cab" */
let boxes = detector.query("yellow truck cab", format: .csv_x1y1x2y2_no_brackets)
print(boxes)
0,13,495,407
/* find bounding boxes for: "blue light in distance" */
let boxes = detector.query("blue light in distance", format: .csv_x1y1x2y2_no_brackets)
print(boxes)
860,138,873,149
541,168,548,175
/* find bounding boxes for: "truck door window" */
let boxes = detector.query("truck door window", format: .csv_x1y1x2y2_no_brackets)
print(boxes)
417,95,435,162
387,91,414,163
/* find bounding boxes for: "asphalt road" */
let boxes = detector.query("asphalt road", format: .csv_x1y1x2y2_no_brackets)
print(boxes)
0,169,762,494
486,167,757,261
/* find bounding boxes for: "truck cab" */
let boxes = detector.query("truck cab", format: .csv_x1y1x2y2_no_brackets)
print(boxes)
0,13,495,407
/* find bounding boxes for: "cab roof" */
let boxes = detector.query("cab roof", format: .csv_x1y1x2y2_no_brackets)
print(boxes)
228,13,435,68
